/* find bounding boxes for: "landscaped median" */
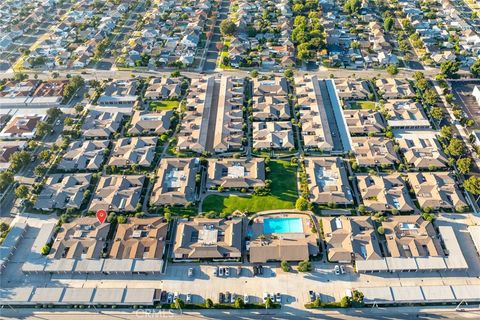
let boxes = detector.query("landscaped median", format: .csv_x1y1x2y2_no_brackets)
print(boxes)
201,160,298,214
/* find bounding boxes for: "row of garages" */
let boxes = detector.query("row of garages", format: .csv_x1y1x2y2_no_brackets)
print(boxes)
360,284,480,305
0,287,160,307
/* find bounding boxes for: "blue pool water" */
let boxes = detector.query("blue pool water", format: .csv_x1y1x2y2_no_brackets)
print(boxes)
263,218,303,234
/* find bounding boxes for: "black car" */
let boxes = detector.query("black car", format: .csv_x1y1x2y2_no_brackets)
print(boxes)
258,265,263,275
160,291,167,303
253,265,258,276
218,292,225,303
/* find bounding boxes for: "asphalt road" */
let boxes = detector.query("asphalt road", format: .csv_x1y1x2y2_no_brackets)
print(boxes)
1,306,480,320
203,0,231,71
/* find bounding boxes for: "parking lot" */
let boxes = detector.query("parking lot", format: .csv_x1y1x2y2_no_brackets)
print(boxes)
450,80,480,128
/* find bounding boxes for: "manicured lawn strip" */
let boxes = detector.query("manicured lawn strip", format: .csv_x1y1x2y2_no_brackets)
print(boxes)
349,101,377,110
150,100,180,111
202,160,297,214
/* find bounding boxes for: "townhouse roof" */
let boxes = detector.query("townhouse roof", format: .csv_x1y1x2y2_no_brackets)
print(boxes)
206,158,265,189
375,79,414,98
81,110,123,138
89,175,145,212
252,121,294,149
395,130,447,169
128,109,173,135
352,136,399,166
58,140,109,171
383,99,431,128
108,136,157,168
343,109,386,135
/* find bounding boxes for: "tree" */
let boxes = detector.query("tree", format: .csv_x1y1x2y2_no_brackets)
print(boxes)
174,298,184,309
64,117,73,126
0,171,13,190
440,60,459,78
36,121,52,137
164,208,172,222
343,0,361,14
377,226,385,234
117,215,127,224
33,165,47,177
471,58,480,78
205,298,214,308
440,125,452,141
284,69,294,78
38,150,51,162
74,104,84,113
297,260,312,272
220,19,237,36
264,297,273,309
430,107,443,121
423,88,438,106
340,296,352,308
15,184,29,199
295,197,309,211
352,290,364,304
280,260,291,272
234,297,244,309
41,244,51,255
384,16,394,32
47,107,61,120
447,138,466,158
464,176,480,195
457,157,472,174
9,151,31,172
386,64,398,75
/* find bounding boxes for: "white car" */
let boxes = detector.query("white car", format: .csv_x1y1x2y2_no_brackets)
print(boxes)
263,292,270,302
275,293,281,303
174,292,179,300
188,268,194,277
230,293,236,304
334,265,340,275
186,293,192,303
244,294,250,304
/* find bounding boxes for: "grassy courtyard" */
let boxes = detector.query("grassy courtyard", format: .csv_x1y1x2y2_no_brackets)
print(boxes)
150,100,180,111
202,160,298,214
348,101,377,110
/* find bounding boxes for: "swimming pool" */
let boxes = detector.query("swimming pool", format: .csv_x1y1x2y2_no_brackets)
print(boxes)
263,218,303,234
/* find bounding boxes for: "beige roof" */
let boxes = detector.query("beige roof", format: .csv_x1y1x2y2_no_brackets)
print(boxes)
295,75,334,151
81,110,123,138
407,172,467,210
49,217,110,259
343,109,385,135
58,140,109,171
173,218,242,259
0,115,43,138
207,158,265,189
334,79,371,100
213,76,245,153
383,100,430,129
357,173,416,212
177,77,214,153
97,80,138,105
144,77,182,99
322,216,382,262
352,136,399,166
34,173,92,211
382,215,444,258
252,121,294,149
249,215,319,263
252,96,290,121
375,79,414,99
108,137,157,168
252,77,288,97
150,158,198,206
89,175,145,212
110,217,168,259
395,130,447,169
304,157,353,205
128,110,173,135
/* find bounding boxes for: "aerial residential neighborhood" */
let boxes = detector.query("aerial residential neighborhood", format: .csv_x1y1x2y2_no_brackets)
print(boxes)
1,0,480,319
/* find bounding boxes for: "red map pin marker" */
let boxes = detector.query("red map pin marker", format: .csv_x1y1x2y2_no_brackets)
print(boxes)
96,209,107,224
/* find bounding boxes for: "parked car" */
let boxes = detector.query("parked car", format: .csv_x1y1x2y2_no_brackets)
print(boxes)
219,267,224,277
167,292,173,303
230,293,236,304
334,265,340,275
225,291,231,303
275,293,281,303
258,265,263,275
218,292,225,303
309,290,316,302
186,293,192,303
174,292,179,300
340,265,346,274
213,266,218,276
237,265,242,276
253,265,258,276
160,291,167,303
224,267,230,277
188,268,194,277
244,294,250,304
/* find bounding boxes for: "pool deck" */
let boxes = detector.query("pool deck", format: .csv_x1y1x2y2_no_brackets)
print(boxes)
249,213,316,239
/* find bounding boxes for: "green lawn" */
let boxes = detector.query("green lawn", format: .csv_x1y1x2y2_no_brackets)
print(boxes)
202,160,298,214
150,100,180,111
349,101,377,110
